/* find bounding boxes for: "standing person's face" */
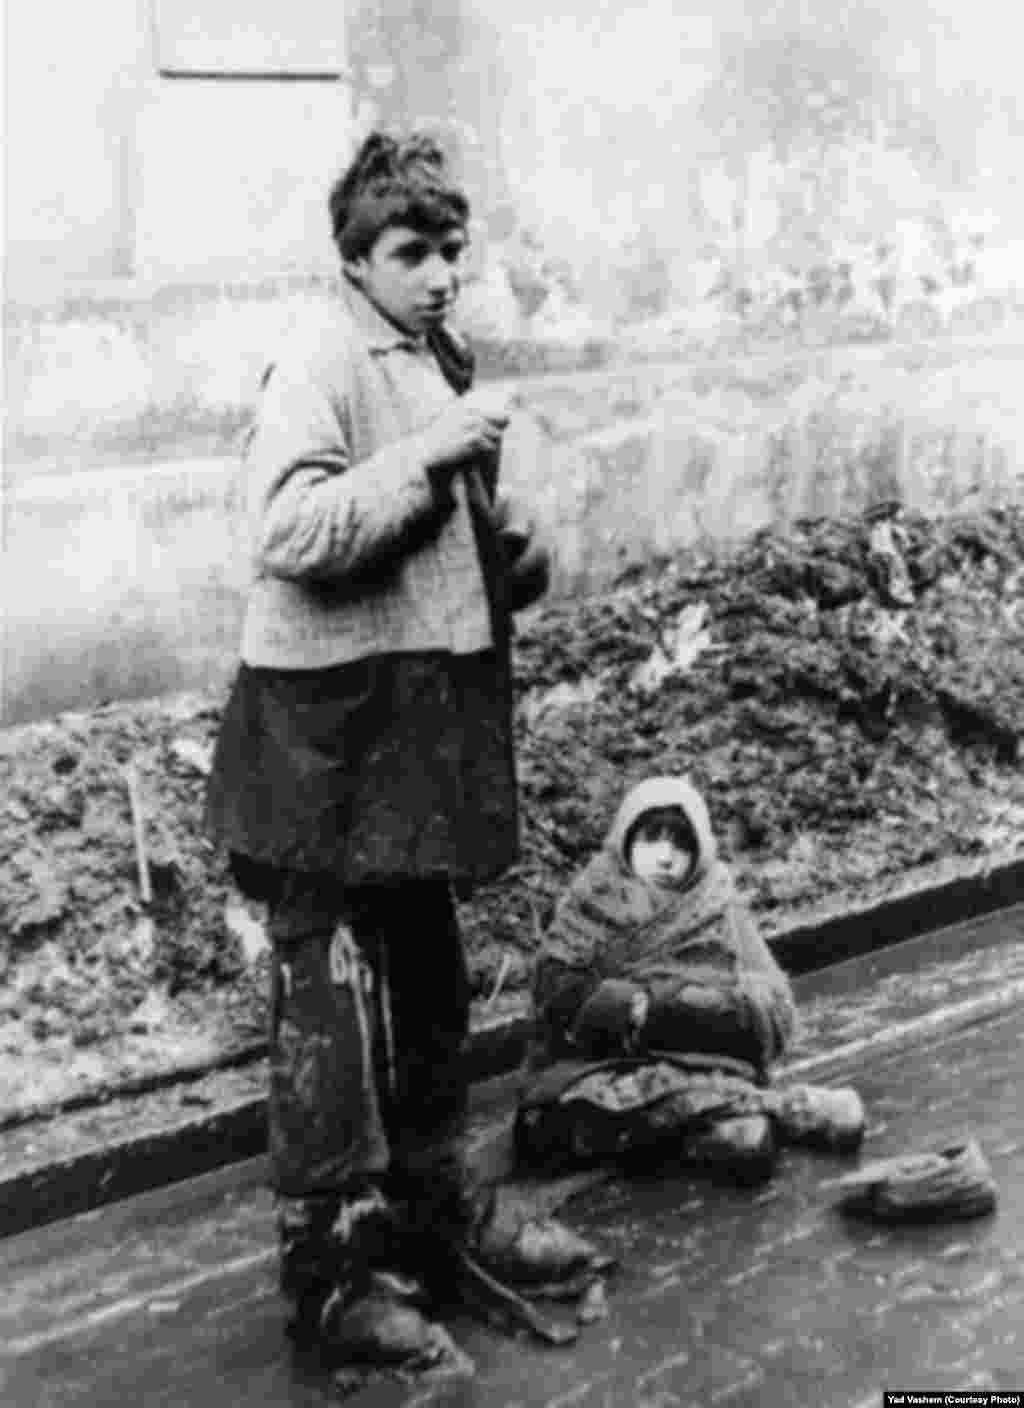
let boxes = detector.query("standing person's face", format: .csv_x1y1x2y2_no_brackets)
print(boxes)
346,224,468,336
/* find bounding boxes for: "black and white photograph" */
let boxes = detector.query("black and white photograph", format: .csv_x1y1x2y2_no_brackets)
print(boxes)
1,1,1023,1403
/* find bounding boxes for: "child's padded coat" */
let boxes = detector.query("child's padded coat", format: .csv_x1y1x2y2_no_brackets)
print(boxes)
529,777,796,1076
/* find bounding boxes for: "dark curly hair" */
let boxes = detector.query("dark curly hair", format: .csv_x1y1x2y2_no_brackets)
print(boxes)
328,132,470,261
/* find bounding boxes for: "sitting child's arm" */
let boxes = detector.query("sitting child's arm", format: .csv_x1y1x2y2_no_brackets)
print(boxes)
641,977,774,1070
533,949,647,1061
639,904,797,1072
727,899,797,1061
569,978,648,1056
531,873,649,1061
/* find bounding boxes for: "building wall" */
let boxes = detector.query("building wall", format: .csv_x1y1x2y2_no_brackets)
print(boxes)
132,79,345,279
6,0,150,286
5,0,351,291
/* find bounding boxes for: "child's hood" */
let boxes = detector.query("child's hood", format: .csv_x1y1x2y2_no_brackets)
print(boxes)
605,775,717,879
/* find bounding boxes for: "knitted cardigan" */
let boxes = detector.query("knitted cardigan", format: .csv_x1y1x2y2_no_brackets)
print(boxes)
240,280,495,670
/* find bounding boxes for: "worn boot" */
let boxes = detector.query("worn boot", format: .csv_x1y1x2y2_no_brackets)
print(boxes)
279,1182,408,1344
279,1181,469,1378
319,1273,467,1376
678,1113,778,1187
278,1193,344,1343
767,1084,866,1154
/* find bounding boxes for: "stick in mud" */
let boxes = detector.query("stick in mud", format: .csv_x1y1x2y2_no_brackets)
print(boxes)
125,762,153,907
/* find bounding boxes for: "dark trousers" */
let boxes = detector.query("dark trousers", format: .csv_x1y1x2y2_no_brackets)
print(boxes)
266,872,471,1199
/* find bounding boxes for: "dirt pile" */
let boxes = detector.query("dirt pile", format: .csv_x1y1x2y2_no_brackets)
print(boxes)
465,503,1024,985
1,505,1021,1118
0,699,253,1118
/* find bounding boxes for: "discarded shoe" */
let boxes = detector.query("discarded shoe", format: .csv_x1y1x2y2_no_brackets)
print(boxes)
769,1083,866,1154
831,1139,998,1223
679,1113,778,1187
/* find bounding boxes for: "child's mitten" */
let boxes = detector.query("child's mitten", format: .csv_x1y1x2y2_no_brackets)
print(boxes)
570,979,648,1055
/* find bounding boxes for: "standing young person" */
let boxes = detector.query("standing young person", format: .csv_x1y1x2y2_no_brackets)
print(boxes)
205,132,605,1376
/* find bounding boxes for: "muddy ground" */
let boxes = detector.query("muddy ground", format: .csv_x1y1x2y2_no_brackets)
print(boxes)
1,504,1021,1123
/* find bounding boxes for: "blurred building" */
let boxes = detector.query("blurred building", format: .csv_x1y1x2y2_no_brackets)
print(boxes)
5,0,513,291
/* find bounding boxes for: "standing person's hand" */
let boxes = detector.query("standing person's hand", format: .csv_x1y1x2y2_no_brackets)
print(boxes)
420,389,514,485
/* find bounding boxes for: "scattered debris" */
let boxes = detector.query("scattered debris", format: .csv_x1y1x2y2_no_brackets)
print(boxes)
577,1279,610,1324
133,916,156,963
868,518,916,607
169,738,214,777
630,600,715,694
128,989,172,1035
224,896,270,965
521,677,602,727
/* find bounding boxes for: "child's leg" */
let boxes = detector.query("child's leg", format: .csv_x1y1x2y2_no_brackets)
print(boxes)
267,872,390,1202
518,1063,778,1185
266,871,454,1367
353,879,613,1296
346,878,475,1290
355,876,471,1156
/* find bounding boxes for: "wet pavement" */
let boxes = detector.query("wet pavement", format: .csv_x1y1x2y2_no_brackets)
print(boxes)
3,906,1024,1407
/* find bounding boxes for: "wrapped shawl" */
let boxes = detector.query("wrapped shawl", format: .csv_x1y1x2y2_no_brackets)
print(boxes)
529,777,796,1076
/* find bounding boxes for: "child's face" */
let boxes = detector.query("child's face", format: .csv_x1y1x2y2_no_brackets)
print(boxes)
628,811,697,889
346,223,468,336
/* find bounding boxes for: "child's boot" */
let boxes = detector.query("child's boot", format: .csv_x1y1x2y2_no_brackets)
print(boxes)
769,1084,866,1154
678,1113,778,1186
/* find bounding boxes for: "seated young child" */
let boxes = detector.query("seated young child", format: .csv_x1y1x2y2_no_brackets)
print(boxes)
516,776,864,1184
